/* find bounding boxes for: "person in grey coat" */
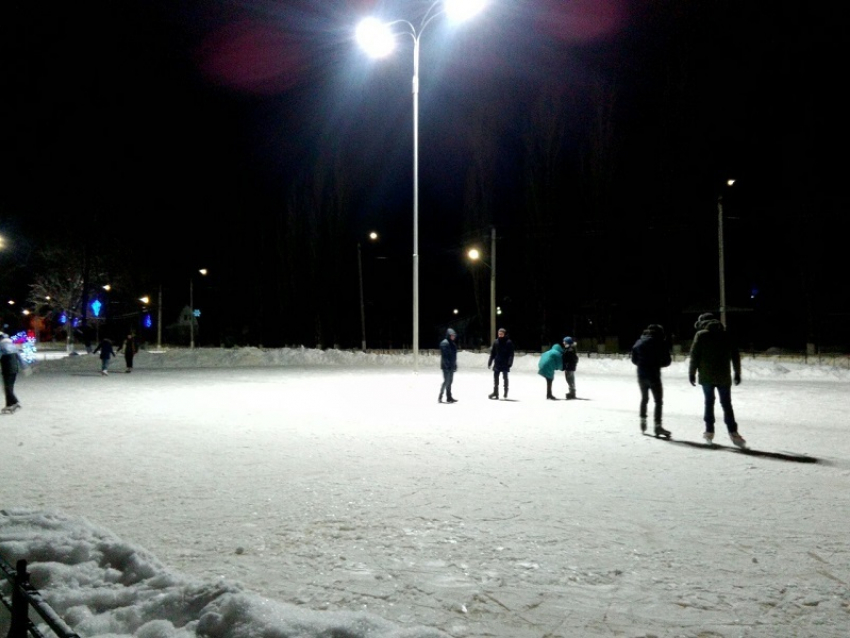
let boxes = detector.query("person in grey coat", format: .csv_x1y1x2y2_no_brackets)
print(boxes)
438,328,458,403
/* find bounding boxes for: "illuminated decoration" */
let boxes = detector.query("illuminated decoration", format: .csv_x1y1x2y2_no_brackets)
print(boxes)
91,299,103,317
193,309,201,318
59,312,67,324
13,331,36,364
143,314,152,329
72,317,81,328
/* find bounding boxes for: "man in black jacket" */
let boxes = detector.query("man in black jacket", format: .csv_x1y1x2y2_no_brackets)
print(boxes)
487,328,514,399
438,328,458,403
631,324,672,437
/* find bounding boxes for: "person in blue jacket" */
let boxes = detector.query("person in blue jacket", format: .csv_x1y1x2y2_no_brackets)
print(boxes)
438,328,458,403
630,324,672,437
538,341,565,400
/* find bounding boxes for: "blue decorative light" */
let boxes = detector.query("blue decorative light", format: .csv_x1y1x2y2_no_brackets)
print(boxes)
59,312,67,324
91,299,102,317
15,331,37,365
143,314,152,329
72,317,81,328
193,309,201,318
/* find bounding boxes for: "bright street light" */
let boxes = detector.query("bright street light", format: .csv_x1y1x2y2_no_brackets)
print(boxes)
356,0,486,370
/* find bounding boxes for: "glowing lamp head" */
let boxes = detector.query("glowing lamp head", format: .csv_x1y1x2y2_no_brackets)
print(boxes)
467,248,480,261
356,17,396,58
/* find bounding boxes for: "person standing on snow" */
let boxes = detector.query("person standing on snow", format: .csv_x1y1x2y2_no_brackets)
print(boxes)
538,341,565,400
0,332,25,414
117,333,138,373
487,327,514,399
561,336,579,399
630,324,672,437
93,337,116,376
688,312,746,448
438,328,459,403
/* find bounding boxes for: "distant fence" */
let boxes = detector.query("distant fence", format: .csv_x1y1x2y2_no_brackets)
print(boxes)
0,556,81,638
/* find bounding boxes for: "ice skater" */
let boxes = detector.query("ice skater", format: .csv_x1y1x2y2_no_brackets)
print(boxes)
562,336,578,399
487,327,514,399
538,341,565,400
630,324,672,437
438,328,458,403
93,337,116,375
0,332,25,414
117,333,138,372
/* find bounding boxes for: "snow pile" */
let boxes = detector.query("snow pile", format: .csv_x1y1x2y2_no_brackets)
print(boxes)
31,345,850,381
0,509,446,638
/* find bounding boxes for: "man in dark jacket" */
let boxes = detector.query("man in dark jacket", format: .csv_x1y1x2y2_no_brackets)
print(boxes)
562,336,578,399
438,328,458,403
689,312,745,447
0,332,24,413
93,337,116,376
487,327,514,399
631,324,672,437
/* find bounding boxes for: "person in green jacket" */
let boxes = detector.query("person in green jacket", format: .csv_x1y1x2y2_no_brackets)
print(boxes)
688,313,746,447
538,342,565,400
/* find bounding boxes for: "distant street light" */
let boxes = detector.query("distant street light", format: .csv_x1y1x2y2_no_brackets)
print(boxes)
357,231,379,351
718,179,735,327
466,226,497,345
356,0,486,370
189,269,208,349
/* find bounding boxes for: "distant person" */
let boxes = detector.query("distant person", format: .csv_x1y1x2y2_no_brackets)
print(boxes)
117,333,138,373
438,328,458,404
0,332,25,414
688,313,746,447
538,341,565,400
487,327,514,399
93,338,116,376
561,336,578,399
630,324,672,437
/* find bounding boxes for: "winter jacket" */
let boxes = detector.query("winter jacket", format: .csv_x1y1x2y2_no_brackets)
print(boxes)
537,343,565,380
631,331,671,382
439,331,458,371
0,336,21,376
93,339,116,361
688,320,740,386
562,344,578,372
488,336,515,372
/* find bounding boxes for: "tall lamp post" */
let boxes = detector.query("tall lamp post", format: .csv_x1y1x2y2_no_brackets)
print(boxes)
467,226,497,345
356,0,486,371
718,179,735,327
189,268,208,349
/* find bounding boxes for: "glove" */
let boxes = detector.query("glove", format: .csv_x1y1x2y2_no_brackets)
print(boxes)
734,373,741,386
689,374,696,387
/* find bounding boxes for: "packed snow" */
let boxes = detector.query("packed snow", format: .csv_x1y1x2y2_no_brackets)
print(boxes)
2,345,849,638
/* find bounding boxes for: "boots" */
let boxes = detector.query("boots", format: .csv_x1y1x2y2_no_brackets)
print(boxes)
489,385,498,400
503,385,508,399
654,423,671,438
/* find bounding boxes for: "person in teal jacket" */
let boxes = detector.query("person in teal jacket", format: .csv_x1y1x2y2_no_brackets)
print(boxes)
538,342,565,400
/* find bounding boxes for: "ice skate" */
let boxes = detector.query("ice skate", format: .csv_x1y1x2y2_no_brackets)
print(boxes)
565,392,576,400
488,390,498,400
640,418,647,433
703,431,715,444
653,424,671,439
729,432,747,449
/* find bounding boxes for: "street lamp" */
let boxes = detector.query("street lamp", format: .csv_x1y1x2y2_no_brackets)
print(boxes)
466,226,497,345
718,179,735,327
357,231,379,351
356,0,486,370
189,268,208,349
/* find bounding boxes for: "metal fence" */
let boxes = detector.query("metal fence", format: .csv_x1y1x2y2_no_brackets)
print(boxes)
0,556,80,638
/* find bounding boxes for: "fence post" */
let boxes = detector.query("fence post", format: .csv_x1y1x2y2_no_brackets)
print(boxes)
7,560,29,638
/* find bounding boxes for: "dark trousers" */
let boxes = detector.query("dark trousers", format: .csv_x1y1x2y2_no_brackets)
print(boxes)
545,377,554,398
3,373,18,407
492,370,508,392
440,369,455,400
125,353,135,369
701,384,737,433
638,376,663,424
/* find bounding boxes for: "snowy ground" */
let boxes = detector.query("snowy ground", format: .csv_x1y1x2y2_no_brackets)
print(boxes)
2,347,849,638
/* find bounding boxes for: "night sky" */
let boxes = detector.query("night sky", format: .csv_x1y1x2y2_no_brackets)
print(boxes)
2,1,846,351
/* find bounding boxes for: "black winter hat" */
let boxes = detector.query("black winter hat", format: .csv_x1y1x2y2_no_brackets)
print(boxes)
694,313,715,329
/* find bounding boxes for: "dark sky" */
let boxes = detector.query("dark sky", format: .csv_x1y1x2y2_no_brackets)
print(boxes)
2,1,846,349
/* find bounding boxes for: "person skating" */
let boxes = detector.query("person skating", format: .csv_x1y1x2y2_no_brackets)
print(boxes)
438,328,458,403
487,328,514,399
93,338,116,375
630,324,672,437
538,341,565,400
561,336,578,399
117,333,138,372
0,332,25,414
688,313,746,447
